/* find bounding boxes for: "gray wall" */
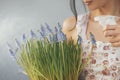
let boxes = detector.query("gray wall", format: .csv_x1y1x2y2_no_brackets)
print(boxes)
0,0,84,80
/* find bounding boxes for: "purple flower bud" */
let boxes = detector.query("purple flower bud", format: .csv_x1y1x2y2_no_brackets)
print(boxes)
40,24,49,36
90,32,96,45
45,23,53,34
57,22,62,30
15,48,19,53
56,30,66,42
54,27,58,33
22,34,26,41
30,30,37,39
77,35,82,44
40,25,46,33
61,32,66,40
40,25,45,32
15,39,21,48
39,31,45,41
9,49,16,60
56,33,62,42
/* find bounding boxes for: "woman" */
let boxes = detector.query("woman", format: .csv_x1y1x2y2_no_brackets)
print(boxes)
62,0,120,80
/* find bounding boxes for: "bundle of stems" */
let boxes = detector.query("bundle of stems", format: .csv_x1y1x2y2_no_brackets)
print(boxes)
8,23,96,80
17,38,85,80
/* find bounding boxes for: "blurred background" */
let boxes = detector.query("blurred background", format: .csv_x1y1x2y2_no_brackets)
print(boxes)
0,0,85,80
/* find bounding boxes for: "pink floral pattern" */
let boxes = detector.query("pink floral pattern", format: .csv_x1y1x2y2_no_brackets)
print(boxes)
82,41,120,80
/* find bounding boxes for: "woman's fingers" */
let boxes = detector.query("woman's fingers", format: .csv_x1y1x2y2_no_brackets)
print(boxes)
103,30,117,37
102,23,120,47
103,25,116,31
109,35,120,42
103,25,120,37
111,41,120,47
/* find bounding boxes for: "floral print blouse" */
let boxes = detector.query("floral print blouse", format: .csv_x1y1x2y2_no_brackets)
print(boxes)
82,41,120,80
76,13,120,80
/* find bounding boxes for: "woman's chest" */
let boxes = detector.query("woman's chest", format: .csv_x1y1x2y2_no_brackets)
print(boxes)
86,21,111,42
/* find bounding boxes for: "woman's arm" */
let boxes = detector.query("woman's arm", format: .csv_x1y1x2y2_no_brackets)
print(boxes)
62,16,77,41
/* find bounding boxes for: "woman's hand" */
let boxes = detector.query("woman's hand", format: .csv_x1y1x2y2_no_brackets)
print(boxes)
103,24,120,47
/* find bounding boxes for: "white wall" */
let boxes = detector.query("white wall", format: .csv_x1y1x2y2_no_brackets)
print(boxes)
0,0,84,80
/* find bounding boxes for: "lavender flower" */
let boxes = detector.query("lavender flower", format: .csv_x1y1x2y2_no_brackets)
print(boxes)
56,30,66,42
57,22,62,30
77,35,82,44
9,49,16,60
90,32,96,45
30,30,37,39
15,39,21,48
22,34,26,41
8,42,19,60
39,31,45,41
40,25,47,36
40,24,46,32
8,22,85,80
54,26,58,33
45,23,53,34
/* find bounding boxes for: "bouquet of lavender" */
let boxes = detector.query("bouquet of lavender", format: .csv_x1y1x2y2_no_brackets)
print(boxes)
8,23,95,80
